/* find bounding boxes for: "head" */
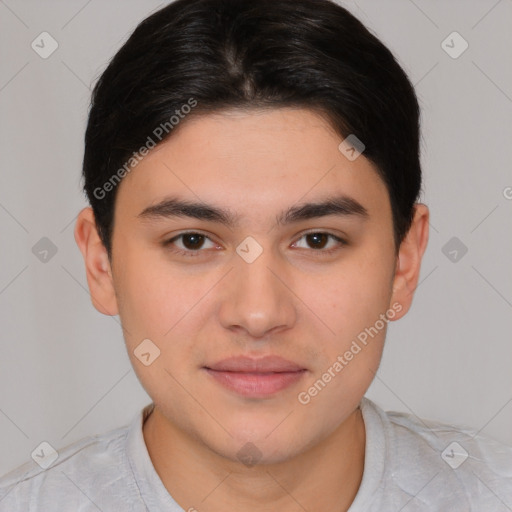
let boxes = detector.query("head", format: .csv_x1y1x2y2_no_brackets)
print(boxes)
75,0,429,465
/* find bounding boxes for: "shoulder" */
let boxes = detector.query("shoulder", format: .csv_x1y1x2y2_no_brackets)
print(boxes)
0,422,138,511
362,398,512,510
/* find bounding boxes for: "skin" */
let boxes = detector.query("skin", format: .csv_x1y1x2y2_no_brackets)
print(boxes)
75,108,429,511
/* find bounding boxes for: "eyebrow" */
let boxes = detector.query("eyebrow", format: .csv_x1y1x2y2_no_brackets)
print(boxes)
137,194,369,228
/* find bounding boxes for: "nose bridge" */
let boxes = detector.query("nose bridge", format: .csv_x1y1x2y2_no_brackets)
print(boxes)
239,248,281,296
236,241,285,308
218,238,296,336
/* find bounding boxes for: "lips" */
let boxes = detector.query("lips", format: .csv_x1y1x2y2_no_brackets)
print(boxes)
205,355,305,373
204,355,307,397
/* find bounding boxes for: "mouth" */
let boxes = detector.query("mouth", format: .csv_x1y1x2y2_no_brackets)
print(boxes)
203,355,307,398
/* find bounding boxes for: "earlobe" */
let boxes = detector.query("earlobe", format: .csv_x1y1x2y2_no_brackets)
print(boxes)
74,207,119,316
389,203,429,320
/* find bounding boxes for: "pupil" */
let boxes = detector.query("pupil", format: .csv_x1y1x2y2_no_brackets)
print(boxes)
181,234,328,251
184,234,203,250
308,233,327,249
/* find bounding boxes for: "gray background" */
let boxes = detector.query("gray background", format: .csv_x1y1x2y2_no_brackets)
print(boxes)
1,0,511,477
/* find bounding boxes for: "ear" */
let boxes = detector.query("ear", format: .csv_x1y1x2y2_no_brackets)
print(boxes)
389,203,429,320
74,207,119,316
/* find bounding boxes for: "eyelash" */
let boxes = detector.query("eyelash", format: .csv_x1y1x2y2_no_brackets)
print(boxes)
162,231,347,258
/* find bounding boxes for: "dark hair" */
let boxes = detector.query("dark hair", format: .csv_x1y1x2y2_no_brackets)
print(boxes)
82,0,422,260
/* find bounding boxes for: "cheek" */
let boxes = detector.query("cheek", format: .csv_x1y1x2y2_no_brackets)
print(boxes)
299,246,395,404
114,256,205,403
112,250,177,348
114,253,218,377
312,257,394,343
296,300,388,422
114,248,180,322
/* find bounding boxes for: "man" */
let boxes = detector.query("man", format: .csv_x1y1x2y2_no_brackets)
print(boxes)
1,0,511,510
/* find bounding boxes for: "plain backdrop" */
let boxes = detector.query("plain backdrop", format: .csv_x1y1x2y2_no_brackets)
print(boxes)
1,0,511,477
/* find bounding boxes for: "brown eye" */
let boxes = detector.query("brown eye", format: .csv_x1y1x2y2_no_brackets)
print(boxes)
305,233,329,249
180,233,206,250
163,232,217,257
293,232,345,254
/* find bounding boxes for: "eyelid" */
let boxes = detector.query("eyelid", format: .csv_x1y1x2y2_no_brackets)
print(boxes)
163,229,347,257
165,230,220,249
299,227,347,240
291,231,346,251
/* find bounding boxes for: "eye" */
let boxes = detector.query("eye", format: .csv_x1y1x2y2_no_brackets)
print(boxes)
163,232,218,257
163,231,346,258
292,232,346,255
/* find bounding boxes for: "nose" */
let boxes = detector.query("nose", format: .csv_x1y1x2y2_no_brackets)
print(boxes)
217,245,297,339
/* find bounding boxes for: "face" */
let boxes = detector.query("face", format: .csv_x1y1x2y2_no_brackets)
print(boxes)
76,108,428,465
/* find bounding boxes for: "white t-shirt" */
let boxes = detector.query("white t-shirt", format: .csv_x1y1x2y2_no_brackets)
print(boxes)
1,397,511,511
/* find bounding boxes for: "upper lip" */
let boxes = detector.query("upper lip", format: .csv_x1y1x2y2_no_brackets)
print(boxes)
205,355,305,373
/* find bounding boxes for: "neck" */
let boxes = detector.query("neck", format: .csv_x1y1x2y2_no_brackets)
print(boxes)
143,405,366,512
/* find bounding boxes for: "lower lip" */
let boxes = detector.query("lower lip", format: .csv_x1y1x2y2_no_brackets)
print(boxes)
204,368,306,397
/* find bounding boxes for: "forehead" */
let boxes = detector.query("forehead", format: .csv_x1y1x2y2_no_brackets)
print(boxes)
115,108,390,225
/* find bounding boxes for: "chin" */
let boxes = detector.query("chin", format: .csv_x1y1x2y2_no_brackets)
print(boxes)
215,425,313,467
216,439,301,468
